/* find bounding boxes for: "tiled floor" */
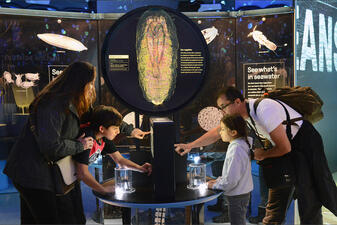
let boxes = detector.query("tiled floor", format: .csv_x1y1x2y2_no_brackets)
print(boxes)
0,166,336,224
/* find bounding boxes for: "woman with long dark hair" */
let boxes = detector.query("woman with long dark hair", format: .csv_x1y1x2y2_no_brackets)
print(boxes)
4,61,96,224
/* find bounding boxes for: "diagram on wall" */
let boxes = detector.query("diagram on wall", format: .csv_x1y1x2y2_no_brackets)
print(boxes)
102,6,209,115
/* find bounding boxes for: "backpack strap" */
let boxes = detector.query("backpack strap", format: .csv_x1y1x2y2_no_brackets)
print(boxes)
253,98,294,140
273,99,292,140
246,102,267,149
253,98,264,115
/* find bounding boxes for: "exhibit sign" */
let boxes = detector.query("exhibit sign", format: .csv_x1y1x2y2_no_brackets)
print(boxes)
102,6,209,115
48,65,67,82
236,13,294,94
243,61,287,98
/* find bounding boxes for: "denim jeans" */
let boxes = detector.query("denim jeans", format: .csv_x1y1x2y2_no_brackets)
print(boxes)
226,193,250,225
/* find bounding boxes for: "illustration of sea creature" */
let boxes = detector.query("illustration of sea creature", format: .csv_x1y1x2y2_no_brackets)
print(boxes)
136,9,178,105
247,25,277,51
15,74,23,87
123,111,144,128
37,33,88,52
24,73,40,81
3,71,14,83
19,80,36,89
198,106,224,131
201,26,219,44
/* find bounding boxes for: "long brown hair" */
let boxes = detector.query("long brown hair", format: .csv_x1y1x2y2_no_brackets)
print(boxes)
221,114,253,160
30,61,96,117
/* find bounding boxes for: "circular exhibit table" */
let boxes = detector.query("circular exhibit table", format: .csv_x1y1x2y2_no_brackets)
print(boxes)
93,179,222,225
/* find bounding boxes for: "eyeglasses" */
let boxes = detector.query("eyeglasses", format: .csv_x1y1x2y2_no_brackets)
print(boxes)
218,102,233,111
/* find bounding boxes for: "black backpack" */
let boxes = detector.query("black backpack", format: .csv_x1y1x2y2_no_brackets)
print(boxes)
254,86,324,124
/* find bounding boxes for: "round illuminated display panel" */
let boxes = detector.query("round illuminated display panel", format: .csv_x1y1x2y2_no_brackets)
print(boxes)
198,106,224,131
102,6,209,115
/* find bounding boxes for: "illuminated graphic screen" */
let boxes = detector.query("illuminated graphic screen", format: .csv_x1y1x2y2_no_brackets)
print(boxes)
99,16,235,151
0,14,98,136
136,9,179,106
102,6,209,115
296,0,337,172
236,13,294,96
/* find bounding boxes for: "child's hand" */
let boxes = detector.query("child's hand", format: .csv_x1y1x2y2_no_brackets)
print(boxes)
97,184,114,195
207,180,217,189
102,186,114,195
140,163,152,176
131,129,150,139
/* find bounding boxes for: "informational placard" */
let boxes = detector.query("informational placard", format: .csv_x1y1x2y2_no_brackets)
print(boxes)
236,13,294,97
48,65,67,82
243,62,287,98
180,49,204,74
108,55,129,71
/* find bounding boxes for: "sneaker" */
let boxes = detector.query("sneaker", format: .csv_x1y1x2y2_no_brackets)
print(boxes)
212,213,230,223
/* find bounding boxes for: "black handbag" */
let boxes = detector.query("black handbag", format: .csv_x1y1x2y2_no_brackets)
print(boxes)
247,101,296,188
29,115,77,196
258,153,295,188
